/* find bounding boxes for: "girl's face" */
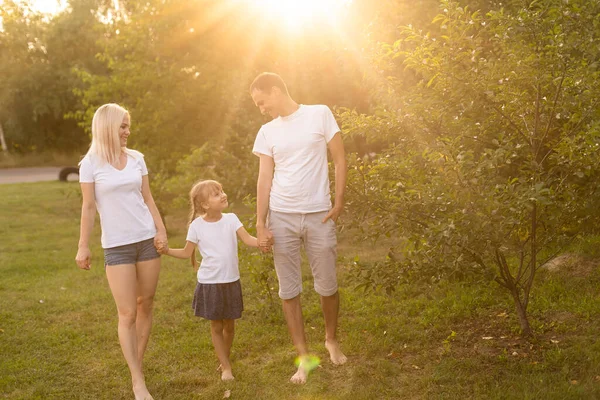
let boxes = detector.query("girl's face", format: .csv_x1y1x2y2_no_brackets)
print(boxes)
203,188,228,213
119,114,130,147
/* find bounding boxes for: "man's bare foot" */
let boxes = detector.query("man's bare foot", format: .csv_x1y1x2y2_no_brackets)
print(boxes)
290,364,309,384
221,368,235,381
133,382,154,400
325,340,347,365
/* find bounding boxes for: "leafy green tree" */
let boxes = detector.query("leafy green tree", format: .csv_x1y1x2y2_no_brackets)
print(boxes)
342,0,600,336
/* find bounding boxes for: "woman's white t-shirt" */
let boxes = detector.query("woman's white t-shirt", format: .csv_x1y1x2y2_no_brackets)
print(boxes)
186,213,243,284
79,150,157,249
252,104,340,213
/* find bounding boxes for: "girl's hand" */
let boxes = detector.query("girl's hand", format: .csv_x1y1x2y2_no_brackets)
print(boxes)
75,247,91,270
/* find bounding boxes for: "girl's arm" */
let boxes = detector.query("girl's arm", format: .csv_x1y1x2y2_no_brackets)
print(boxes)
75,183,96,270
141,175,168,249
165,241,197,259
236,227,259,248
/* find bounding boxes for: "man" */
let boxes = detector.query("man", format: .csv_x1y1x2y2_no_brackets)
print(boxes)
250,72,347,384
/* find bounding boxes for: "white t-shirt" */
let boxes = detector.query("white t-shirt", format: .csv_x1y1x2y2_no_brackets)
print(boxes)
79,150,157,249
252,104,340,213
186,213,243,284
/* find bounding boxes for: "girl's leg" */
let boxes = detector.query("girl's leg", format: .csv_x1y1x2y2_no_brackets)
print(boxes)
223,319,235,359
106,264,153,400
134,258,161,367
210,320,234,380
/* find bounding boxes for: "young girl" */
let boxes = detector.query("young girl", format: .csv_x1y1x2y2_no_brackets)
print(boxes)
159,180,258,381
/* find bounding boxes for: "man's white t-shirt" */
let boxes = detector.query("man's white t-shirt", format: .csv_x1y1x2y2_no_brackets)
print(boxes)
186,213,243,284
79,150,156,249
252,104,340,213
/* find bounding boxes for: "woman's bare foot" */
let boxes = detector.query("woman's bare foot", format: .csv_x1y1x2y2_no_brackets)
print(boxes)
132,382,154,400
325,339,347,365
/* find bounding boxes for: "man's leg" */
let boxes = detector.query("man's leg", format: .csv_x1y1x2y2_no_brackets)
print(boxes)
270,211,312,383
321,291,347,365
305,213,347,365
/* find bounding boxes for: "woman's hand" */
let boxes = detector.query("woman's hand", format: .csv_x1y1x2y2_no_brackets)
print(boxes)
75,247,92,270
154,231,168,253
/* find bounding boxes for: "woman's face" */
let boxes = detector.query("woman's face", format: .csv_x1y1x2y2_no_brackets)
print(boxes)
119,114,130,147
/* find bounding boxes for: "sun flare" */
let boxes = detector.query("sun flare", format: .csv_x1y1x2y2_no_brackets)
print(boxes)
250,0,351,31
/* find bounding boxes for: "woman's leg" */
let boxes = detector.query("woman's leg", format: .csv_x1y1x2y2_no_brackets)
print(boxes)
106,264,153,400
135,257,161,367
210,320,234,380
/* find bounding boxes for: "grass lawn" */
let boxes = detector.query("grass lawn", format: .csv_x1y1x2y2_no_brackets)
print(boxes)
1,181,600,399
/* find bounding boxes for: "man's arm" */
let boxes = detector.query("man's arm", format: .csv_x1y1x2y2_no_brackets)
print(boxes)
257,154,275,250
323,132,347,223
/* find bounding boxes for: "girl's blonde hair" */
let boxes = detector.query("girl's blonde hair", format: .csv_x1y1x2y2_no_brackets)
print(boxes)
188,179,224,268
83,103,129,166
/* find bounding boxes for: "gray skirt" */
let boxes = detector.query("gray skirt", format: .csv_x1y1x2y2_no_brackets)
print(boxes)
192,280,243,320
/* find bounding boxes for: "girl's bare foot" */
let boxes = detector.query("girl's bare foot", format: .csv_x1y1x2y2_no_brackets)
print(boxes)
133,382,154,400
221,368,235,381
325,339,347,365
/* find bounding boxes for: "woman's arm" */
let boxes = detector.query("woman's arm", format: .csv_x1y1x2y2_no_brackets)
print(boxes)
236,227,259,248
75,183,96,270
165,241,196,259
141,175,167,248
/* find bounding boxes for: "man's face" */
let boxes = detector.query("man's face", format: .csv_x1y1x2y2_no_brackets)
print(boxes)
251,88,280,119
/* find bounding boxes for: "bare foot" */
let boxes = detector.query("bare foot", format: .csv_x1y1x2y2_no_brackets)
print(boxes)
290,355,320,384
133,383,153,400
221,368,235,381
290,364,309,384
325,340,347,365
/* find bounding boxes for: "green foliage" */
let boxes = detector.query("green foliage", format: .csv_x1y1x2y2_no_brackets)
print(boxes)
341,0,600,336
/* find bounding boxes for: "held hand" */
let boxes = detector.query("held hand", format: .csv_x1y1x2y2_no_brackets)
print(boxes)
154,231,168,252
257,225,274,253
157,242,169,255
75,247,91,270
322,206,343,223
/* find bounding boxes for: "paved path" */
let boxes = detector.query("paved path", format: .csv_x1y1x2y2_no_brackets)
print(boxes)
0,167,78,184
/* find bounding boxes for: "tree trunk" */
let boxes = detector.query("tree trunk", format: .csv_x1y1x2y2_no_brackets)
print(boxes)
511,289,532,337
0,122,7,152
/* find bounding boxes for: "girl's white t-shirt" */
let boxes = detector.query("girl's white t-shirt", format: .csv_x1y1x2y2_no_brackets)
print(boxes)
252,104,340,213
79,150,157,249
186,213,243,284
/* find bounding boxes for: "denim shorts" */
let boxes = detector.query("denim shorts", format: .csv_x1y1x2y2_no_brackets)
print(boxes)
104,238,160,266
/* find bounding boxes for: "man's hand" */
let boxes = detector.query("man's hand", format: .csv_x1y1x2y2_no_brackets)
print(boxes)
257,225,274,253
322,205,343,223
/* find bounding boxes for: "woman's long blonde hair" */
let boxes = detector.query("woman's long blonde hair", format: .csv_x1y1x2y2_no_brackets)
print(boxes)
188,179,224,268
83,103,129,166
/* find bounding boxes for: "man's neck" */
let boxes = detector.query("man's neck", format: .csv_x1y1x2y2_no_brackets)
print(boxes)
278,98,299,118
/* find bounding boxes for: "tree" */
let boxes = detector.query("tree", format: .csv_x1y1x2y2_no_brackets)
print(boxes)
341,0,600,336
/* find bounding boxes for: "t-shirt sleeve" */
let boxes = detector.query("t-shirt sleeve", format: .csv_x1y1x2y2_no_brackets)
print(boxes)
230,213,243,231
78,157,94,183
322,105,341,143
186,223,198,244
252,127,272,157
138,154,149,176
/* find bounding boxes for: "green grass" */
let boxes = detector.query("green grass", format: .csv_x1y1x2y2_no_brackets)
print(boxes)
2,182,600,399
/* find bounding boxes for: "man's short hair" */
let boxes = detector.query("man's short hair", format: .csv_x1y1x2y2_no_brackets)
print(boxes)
250,72,289,96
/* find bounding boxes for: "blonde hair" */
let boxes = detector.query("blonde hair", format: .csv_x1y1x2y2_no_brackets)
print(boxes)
83,103,129,165
188,179,224,268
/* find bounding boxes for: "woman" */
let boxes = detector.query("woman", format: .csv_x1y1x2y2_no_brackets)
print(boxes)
75,103,166,400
